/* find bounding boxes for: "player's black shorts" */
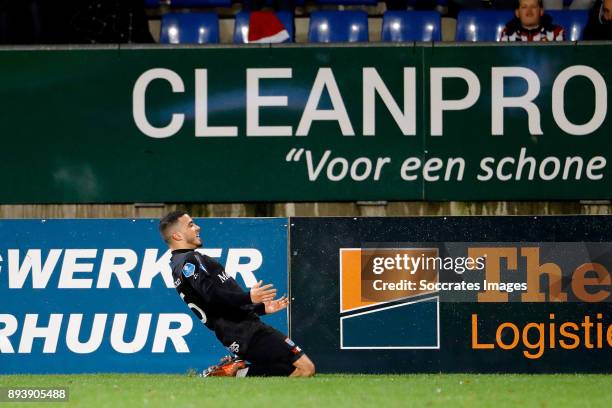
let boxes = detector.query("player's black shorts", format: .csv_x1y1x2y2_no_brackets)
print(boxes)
241,323,305,376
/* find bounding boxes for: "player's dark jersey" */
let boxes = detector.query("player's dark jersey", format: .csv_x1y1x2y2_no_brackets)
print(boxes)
170,249,266,353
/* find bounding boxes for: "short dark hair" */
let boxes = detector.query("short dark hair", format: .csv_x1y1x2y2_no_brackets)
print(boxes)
517,0,543,7
159,210,187,243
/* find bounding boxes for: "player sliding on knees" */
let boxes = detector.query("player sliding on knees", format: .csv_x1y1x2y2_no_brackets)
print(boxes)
159,211,315,377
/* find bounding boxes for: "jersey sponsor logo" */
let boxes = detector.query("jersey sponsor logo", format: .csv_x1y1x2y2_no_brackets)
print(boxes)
228,341,240,353
174,277,182,287
182,263,196,278
217,271,230,283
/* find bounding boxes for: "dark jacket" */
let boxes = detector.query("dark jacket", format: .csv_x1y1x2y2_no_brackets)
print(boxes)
170,249,266,352
584,0,612,40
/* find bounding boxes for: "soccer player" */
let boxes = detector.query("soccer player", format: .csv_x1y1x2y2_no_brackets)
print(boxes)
159,211,315,377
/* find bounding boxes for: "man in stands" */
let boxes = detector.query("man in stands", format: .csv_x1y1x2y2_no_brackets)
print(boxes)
500,0,565,41
159,211,315,377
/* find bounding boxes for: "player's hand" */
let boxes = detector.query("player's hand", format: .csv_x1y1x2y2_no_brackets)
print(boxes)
264,295,289,314
250,280,277,304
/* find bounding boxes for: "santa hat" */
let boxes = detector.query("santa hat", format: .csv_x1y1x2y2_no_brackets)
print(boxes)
247,11,290,43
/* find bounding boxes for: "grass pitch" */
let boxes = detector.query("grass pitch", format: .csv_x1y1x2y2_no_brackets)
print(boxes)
1,374,610,408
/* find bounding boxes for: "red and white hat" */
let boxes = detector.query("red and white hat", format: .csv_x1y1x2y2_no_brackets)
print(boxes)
247,11,290,43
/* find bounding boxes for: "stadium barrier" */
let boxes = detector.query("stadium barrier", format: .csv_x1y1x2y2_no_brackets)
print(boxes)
290,215,612,373
0,218,288,374
1,216,611,374
0,43,610,203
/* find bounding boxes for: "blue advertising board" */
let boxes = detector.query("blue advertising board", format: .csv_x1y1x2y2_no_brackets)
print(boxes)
0,218,288,374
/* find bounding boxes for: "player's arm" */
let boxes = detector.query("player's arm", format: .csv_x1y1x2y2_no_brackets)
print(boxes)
242,302,267,316
210,278,277,307
263,295,289,314
191,255,276,308
241,292,289,315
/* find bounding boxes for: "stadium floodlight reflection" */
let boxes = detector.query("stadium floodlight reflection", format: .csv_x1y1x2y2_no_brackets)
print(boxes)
168,27,179,44
198,27,207,43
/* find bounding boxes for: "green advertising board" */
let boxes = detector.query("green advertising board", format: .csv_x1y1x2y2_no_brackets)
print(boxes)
0,43,610,203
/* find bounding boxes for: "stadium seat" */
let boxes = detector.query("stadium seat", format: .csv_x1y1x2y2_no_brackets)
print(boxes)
382,11,441,42
234,11,294,43
167,0,232,6
315,0,377,4
148,0,301,6
265,0,306,5
308,10,369,43
455,10,514,42
160,12,220,44
404,0,449,6
547,10,589,41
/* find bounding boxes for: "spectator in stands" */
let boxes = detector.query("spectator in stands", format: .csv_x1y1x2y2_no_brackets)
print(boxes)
499,0,564,41
244,0,295,11
584,0,612,39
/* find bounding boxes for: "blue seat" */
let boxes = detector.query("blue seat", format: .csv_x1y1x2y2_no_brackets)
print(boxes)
315,0,377,4
151,0,303,7
547,10,589,41
234,11,294,43
456,10,514,42
405,0,449,6
160,13,219,44
168,0,232,6
382,11,441,42
308,11,369,43
265,0,306,5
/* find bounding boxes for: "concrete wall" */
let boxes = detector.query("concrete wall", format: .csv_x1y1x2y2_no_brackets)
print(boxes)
1,201,610,219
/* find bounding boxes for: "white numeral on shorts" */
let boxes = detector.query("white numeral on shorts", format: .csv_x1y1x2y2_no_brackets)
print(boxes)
180,292,207,324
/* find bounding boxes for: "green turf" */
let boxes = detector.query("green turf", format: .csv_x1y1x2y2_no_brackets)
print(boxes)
0,374,610,408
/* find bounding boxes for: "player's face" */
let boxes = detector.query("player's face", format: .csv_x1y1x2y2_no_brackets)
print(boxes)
604,0,612,22
516,0,543,28
177,214,202,248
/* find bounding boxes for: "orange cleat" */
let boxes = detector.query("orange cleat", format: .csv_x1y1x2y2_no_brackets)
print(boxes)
202,357,247,377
